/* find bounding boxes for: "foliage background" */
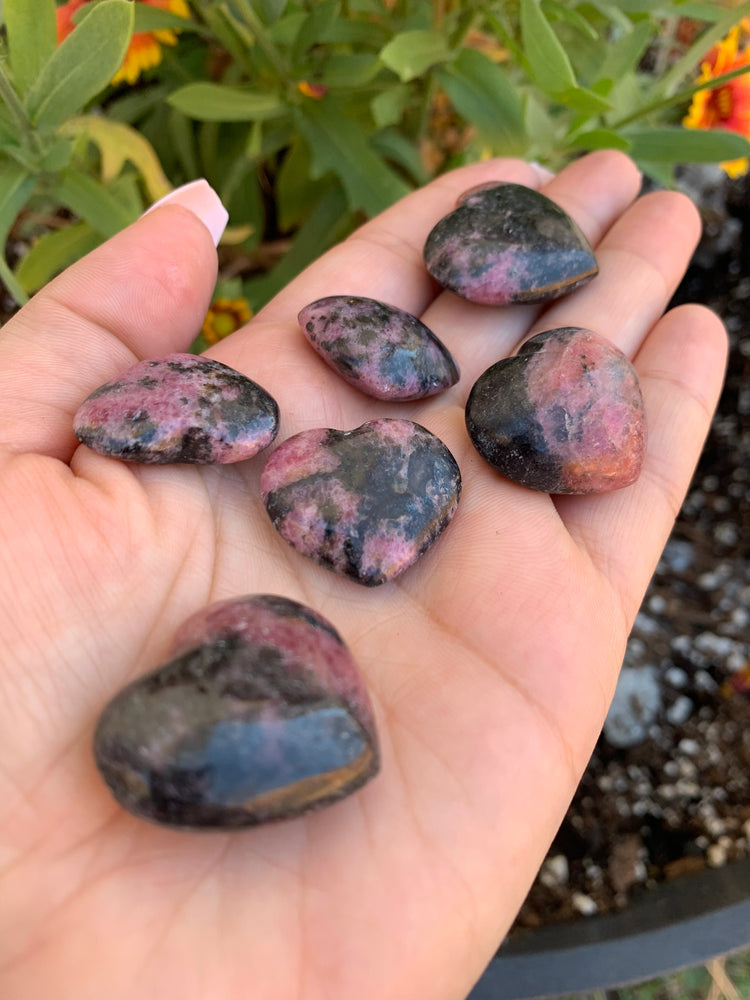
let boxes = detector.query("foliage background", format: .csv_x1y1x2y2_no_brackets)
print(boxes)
2,0,750,328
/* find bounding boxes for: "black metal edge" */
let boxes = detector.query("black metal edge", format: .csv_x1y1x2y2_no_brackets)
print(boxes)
466,857,750,999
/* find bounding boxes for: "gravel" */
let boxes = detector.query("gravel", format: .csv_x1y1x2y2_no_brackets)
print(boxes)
510,165,750,937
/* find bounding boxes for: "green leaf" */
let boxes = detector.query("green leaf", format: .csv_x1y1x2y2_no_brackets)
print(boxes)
257,0,288,24
597,19,653,83
320,54,381,89
0,161,36,304
544,1,598,41
26,0,134,129
276,139,330,231
379,29,452,82
167,108,201,182
15,220,100,293
0,161,35,243
294,100,410,216
370,128,428,186
673,3,727,20
292,0,340,60
60,116,172,202
371,83,411,129
167,83,286,122
105,84,171,125
520,0,576,95
660,0,750,96
4,0,56,96
245,184,351,308
624,127,750,164
436,49,526,155
54,169,139,238
132,4,199,34
553,84,612,114
567,128,631,153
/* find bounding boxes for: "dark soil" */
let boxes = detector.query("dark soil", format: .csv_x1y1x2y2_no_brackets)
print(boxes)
510,166,750,937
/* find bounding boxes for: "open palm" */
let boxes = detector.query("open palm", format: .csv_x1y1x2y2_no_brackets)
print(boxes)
0,152,727,1000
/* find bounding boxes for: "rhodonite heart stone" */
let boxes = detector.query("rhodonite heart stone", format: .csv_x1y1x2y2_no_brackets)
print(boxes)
261,418,461,586
423,183,598,305
74,353,279,464
298,295,459,400
465,327,646,494
94,595,378,828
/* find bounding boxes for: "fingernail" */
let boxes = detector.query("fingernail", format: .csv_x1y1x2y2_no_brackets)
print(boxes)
144,179,228,247
529,161,556,184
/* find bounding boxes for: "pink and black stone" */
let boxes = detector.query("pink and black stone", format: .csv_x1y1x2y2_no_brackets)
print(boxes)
73,353,279,464
93,594,378,829
298,295,459,400
261,418,461,586
423,183,598,305
465,327,646,494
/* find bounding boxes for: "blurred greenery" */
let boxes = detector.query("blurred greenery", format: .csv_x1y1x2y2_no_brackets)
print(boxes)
2,0,750,312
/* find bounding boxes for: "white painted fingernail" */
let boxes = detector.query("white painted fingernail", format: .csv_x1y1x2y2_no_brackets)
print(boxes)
144,179,228,247
529,161,556,184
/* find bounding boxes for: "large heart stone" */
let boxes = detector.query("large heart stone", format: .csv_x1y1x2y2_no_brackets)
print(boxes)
299,295,459,400
423,183,598,305
94,595,378,829
74,353,279,464
465,327,646,494
261,418,461,586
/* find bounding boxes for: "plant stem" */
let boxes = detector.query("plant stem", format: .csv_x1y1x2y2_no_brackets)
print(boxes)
231,0,289,80
611,63,750,130
0,254,29,308
0,63,33,144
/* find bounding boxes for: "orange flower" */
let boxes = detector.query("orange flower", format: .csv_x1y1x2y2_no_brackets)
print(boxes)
201,298,252,344
56,0,190,86
683,26,750,178
297,81,328,100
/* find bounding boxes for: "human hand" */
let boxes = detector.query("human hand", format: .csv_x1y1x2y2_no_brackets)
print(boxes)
0,151,727,1000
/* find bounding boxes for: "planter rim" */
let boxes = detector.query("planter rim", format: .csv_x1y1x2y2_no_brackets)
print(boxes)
467,856,750,999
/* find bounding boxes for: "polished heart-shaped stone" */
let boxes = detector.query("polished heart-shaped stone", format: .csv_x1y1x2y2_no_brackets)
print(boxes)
298,295,459,400
74,353,279,464
261,418,461,586
423,182,598,305
465,327,646,494
94,595,379,829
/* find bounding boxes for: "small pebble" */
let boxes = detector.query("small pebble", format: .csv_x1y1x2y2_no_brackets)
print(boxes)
665,666,689,688
571,892,598,916
423,183,598,305
465,327,645,494
539,854,569,888
94,595,379,828
603,665,662,748
261,419,461,586
659,538,695,573
666,695,694,726
298,295,458,400
707,842,728,867
74,354,279,464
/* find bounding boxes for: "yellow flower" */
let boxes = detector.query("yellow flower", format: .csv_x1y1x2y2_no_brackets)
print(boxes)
683,26,750,178
56,0,191,87
201,298,252,344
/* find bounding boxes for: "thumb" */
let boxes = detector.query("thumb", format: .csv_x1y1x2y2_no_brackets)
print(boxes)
0,179,227,462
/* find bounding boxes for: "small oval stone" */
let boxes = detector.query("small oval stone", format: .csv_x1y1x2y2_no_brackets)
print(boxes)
74,353,279,464
298,295,459,400
465,327,646,494
423,182,598,305
261,418,461,586
94,594,378,828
